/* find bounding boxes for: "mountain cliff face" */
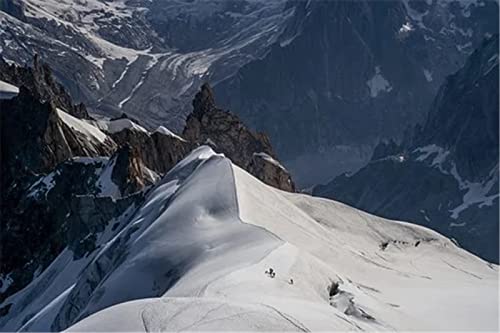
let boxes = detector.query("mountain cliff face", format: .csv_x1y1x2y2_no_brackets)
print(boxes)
0,55,90,119
314,35,499,263
184,84,295,192
214,0,498,186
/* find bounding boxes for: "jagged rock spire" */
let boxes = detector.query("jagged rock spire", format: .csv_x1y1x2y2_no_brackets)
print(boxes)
184,83,296,192
0,54,91,119
111,144,149,196
192,83,217,115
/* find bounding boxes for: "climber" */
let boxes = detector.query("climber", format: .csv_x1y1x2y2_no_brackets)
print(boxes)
265,268,276,278
289,278,294,285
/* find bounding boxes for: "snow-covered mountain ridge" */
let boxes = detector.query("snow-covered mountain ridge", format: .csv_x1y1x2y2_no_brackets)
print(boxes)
1,147,497,331
0,58,294,314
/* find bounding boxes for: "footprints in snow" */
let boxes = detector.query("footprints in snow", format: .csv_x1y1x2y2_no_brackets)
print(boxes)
379,237,438,251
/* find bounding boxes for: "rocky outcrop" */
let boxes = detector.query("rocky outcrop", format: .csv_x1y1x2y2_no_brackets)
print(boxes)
68,193,143,260
0,87,116,190
111,145,159,196
0,147,155,302
109,127,192,176
370,139,401,161
0,55,90,119
248,153,294,192
314,35,499,263
183,83,295,191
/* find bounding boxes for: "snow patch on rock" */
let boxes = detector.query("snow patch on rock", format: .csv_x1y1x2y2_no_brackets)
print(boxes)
0,79,19,99
366,66,392,98
154,126,186,142
56,108,108,143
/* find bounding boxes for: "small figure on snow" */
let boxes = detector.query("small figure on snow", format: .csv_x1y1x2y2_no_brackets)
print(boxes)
328,281,339,297
265,267,276,278
289,278,294,285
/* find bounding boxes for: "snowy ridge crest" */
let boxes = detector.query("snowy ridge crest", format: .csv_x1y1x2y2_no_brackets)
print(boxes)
2,147,497,332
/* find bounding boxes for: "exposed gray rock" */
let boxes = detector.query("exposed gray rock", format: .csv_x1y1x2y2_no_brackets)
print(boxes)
68,194,143,260
0,55,91,119
110,145,158,196
109,128,192,176
0,86,116,189
184,83,295,192
248,153,295,192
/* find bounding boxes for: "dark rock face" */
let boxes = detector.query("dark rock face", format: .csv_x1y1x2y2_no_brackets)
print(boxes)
184,84,295,192
0,158,103,302
0,55,91,119
0,0,25,20
0,87,116,189
314,35,499,263
414,35,499,182
248,153,295,193
0,151,151,302
214,0,498,186
146,0,288,53
67,192,143,260
110,145,158,196
109,128,192,176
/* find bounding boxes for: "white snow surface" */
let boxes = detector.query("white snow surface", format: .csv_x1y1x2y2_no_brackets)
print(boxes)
154,126,186,142
1,147,497,331
94,155,121,199
253,152,288,171
56,108,108,143
94,117,148,134
0,79,19,99
92,118,185,143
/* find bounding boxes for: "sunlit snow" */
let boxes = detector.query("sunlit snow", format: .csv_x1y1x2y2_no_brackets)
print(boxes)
3,147,496,332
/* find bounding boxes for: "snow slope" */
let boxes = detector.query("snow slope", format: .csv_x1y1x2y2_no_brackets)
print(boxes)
56,108,108,143
0,79,19,99
1,147,497,331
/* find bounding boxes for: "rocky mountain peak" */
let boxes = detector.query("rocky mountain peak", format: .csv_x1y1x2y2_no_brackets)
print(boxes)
370,139,402,161
111,144,155,197
0,55,90,119
184,84,295,192
192,82,217,115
